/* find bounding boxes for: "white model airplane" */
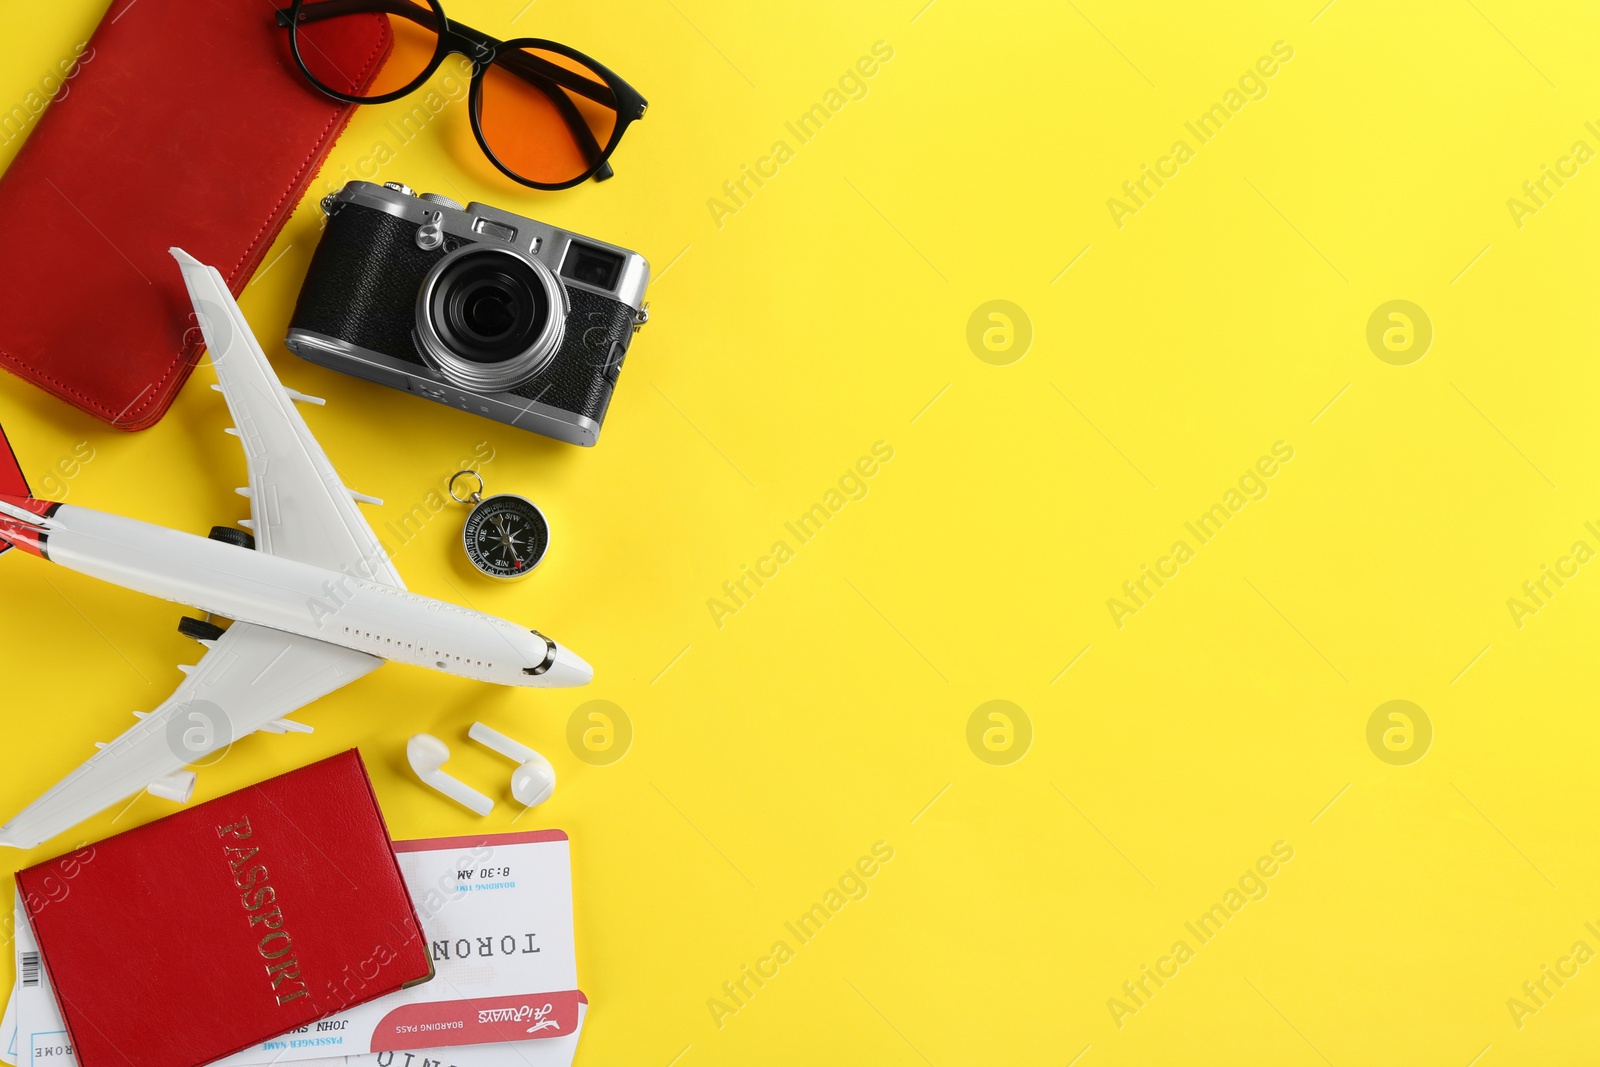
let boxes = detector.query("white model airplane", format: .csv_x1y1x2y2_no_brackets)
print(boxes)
0,249,591,850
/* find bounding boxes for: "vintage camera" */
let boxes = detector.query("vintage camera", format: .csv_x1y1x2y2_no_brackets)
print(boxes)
285,181,650,446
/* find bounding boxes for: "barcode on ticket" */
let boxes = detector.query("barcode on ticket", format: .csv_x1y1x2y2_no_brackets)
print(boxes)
20,950,39,988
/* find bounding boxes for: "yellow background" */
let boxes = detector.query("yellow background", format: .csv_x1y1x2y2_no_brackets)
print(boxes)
4,1,1600,1063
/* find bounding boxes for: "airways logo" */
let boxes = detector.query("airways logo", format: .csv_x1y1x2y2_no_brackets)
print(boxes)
474,1002,560,1032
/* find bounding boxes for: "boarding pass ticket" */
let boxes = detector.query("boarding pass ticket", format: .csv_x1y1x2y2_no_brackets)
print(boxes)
1,978,16,1066
14,830,581,1066
1,962,585,1067
291,999,585,1067
11,902,61,1067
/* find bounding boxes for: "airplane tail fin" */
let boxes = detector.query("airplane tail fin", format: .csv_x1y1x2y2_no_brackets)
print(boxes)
0,422,29,499
0,423,34,558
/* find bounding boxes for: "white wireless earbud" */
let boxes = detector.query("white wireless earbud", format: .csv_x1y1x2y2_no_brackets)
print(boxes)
407,733,494,815
509,756,557,807
469,722,557,807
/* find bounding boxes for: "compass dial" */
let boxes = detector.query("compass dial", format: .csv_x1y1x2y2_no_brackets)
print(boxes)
462,494,550,580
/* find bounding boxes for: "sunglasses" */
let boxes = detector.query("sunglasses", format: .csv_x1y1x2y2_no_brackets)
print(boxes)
275,0,647,190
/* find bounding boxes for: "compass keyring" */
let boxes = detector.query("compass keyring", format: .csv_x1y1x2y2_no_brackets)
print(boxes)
449,471,551,581
449,470,486,505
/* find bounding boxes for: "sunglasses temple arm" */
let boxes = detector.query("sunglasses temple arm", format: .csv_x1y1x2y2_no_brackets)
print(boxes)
275,0,440,31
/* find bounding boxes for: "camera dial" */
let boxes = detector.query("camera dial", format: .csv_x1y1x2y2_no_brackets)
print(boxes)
415,244,569,393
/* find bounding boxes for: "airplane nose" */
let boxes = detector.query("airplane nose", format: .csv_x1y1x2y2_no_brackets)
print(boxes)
539,641,593,687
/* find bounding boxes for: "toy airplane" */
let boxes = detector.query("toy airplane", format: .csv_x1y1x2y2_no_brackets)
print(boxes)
0,249,592,850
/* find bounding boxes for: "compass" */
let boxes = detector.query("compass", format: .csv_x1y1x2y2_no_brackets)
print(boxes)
449,471,550,581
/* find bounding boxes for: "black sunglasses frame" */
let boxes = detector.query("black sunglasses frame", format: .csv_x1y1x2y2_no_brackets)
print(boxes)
276,0,648,191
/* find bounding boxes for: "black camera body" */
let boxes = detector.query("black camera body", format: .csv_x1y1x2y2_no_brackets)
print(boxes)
286,181,650,446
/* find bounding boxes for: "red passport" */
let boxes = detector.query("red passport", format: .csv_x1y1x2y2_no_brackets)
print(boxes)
14,750,433,1067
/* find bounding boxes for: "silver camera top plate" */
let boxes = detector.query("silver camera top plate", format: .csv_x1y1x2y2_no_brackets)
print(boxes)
328,181,651,312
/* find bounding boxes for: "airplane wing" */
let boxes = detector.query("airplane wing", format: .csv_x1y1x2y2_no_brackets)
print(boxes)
171,248,405,589
0,622,381,850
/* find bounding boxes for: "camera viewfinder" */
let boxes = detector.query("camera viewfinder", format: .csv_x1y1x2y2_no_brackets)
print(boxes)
561,242,624,291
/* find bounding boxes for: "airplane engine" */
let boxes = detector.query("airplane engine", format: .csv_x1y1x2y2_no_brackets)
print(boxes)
146,770,196,803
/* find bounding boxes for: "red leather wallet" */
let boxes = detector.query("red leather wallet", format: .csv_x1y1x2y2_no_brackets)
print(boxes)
0,0,391,430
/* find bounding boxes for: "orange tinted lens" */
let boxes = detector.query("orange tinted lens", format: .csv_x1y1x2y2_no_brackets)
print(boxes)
478,48,619,184
295,1,439,98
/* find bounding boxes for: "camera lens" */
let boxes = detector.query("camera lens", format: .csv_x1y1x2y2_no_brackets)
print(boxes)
460,284,517,341
431,251,550,365
416,245,567,392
